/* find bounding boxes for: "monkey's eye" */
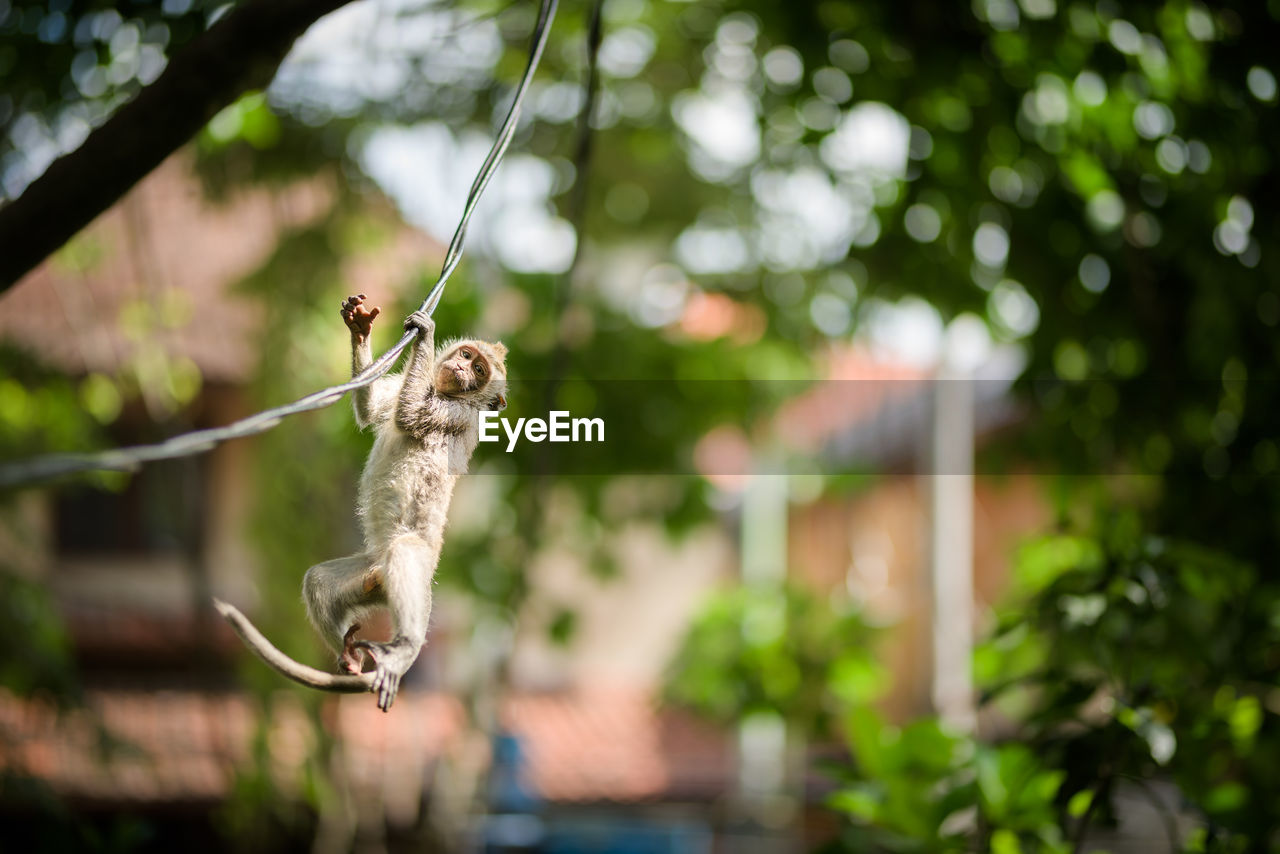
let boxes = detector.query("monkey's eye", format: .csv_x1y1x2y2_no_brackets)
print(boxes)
460,349,471,358
476,364,486,376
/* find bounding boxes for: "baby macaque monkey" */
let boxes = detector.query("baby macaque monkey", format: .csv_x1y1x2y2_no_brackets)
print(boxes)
301,294,507,711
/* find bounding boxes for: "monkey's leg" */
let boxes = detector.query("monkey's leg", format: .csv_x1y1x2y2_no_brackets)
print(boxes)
302,554,383,673
353,532,435,711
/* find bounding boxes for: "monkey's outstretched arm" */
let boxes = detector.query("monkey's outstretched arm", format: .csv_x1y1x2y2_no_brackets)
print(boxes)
352,335,376,422
213,598,374,694
343,294,396,429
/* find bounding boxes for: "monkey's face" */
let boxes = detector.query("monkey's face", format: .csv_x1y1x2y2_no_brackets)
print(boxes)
436,340,506,403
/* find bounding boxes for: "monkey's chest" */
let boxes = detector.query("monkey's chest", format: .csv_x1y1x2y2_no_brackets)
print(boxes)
360,439,457,540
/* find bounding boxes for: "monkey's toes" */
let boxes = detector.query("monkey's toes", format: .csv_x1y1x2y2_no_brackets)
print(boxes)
376,671,401,712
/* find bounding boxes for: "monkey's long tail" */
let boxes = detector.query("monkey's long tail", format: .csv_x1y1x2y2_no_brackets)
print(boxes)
213,598,373,694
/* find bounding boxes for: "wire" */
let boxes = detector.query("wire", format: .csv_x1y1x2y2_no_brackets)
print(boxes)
0,0,559,490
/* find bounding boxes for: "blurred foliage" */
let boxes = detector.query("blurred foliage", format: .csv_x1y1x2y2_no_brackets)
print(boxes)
4,0,1280,849
0,566,80,703
0,0,223,200
666,582,882,737
976,516,1279,850
824,715,1069,853
0,344,113,461
0,347,101,709
645,0,1280,848
0,346,115,848
669,586,1073,852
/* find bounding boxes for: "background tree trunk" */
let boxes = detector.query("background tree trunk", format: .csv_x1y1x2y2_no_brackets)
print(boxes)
0,0,356,292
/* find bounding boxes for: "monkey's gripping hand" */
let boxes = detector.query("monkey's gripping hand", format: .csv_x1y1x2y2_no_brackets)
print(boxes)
352,637,420,712
404,310,434,337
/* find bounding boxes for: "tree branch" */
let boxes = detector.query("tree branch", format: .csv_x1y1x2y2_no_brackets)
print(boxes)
0,0,356,292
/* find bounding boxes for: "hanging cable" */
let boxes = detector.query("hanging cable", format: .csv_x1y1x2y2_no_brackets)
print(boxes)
0,0,559,490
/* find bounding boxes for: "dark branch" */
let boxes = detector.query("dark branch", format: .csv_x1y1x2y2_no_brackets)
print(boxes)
0,0,356,292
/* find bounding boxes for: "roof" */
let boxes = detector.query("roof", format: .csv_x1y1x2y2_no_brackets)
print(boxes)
775,348,932,455
0,152,442,383
0,688,732,808
776,348,1022,471
503,692,729,803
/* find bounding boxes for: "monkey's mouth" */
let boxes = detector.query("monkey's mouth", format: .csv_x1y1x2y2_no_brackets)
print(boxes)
450,365,474,390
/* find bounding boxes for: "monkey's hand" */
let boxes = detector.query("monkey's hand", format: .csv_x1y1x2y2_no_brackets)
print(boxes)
352,637,419,712
341,294,381,343
404,310,434,339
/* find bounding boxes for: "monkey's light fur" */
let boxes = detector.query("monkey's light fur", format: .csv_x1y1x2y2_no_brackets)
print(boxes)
214,307,507,710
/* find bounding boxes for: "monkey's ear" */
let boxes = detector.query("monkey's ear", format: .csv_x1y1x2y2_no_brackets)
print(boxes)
490,342,508,359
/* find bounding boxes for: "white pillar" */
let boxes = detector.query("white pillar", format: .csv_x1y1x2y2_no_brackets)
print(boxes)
741,473,787,585
738,472,789,799
929,368,976,732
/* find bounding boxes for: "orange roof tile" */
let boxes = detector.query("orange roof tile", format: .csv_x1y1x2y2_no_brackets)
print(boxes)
0,688,730,807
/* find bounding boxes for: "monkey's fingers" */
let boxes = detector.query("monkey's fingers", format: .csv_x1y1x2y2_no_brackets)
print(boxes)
404,310,433,334
352,639,380,657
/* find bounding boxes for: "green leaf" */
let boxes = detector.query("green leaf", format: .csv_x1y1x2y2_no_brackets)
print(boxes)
1204,782,1248,814
844,706,891,779
1061,151,1114,198
547,608,577,646
991,828,1022,854
1066,789,1093,818
828,653,888,704
827,787,881,821
976,749,1008,817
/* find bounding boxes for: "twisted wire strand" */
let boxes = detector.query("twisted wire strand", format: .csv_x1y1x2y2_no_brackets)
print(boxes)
0,0,559,489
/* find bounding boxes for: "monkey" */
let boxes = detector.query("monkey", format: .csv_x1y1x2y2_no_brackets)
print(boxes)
297,293,508,711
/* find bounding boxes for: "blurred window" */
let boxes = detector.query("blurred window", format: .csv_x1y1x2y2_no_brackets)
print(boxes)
54,424,206,557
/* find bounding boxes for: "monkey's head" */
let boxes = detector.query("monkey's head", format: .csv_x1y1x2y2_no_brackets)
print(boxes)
435,339,508,409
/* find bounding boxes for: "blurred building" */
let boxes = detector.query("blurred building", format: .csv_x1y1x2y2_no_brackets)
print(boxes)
771,350,1049,723
0,154,745,852
0,154,1059,851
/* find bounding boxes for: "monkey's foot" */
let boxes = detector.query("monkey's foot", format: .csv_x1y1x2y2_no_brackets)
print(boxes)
352,638,420,712
338,624,367,674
